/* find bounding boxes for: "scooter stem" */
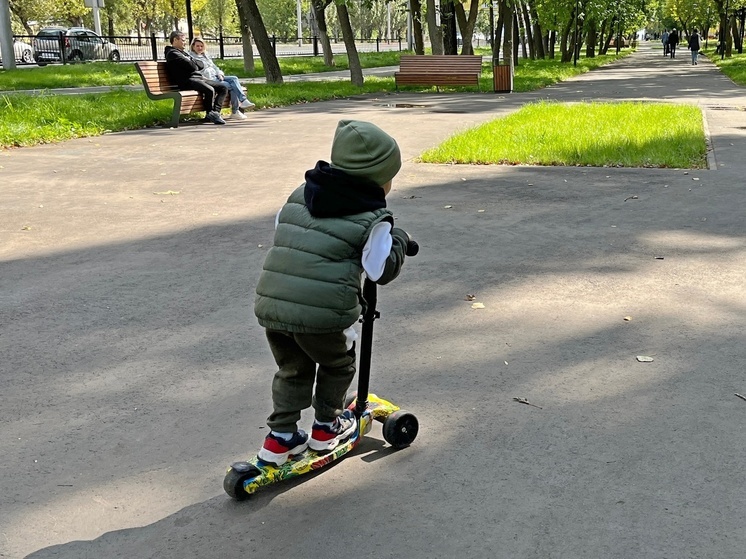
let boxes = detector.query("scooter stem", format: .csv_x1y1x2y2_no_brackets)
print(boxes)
354,278,378,417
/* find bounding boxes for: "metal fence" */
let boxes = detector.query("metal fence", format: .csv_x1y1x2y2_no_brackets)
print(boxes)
8,33,404,66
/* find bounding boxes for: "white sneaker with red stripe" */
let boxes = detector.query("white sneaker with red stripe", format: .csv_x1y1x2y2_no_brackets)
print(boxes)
257,430,308,466
308,410,357,452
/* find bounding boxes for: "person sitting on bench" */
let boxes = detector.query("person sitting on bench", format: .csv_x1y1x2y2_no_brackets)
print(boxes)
164,30,228,125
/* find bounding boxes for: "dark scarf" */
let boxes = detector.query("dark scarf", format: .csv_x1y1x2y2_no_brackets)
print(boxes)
304,161,387,218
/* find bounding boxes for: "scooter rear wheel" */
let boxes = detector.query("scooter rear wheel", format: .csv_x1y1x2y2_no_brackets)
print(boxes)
224,462,261,500
382,410,419,449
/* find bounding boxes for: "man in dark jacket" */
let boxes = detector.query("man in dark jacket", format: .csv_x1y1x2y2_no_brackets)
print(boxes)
164,31,228,125
668,28,679,59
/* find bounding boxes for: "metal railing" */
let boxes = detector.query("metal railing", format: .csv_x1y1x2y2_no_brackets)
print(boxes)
9,33,405,66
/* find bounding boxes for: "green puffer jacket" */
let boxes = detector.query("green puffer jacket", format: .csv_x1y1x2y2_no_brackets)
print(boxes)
255,186,408,333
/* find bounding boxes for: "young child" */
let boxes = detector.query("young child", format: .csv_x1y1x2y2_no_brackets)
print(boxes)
254,120,414,466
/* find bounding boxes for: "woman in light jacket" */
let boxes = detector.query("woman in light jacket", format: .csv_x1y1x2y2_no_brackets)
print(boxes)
190,37,255,120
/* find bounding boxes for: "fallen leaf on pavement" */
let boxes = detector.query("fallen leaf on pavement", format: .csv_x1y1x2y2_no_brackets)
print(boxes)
636,355,654,362
624,195,639,201
623,316,632,321
153,190,180,195
465,294,476,301
471,302,485,309
513,397,542,409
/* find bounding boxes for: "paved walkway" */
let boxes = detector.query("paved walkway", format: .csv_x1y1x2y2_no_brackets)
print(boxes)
3,42,746,559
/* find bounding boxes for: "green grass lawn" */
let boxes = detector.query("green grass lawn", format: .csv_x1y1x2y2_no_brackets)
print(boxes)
0,49,633,149
420,101,707,168
704,49,746,84
0,51,404,91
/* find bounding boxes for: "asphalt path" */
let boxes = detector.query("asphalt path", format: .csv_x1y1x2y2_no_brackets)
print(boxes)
2,42,746,558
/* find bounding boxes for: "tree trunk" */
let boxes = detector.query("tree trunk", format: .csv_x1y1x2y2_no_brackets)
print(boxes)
531,4,545,59
501,0,513,67
312,0,335,67
235,0,255,73
238,0,282,83
560,11,574,62
495,0,505,55
548,30,555,58
521,2,536,60
409,0,425,55
454,0,479,55
442,0,458,55
336,1,363,86
513,13,520,66
426,0,443,54
585,18,596,57
730,13,740,54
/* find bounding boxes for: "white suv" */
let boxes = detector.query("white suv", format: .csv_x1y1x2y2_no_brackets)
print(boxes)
33,27,121,65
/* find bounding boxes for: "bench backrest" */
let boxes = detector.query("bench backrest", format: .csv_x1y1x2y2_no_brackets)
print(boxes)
399,55,483,74
135,61,178,95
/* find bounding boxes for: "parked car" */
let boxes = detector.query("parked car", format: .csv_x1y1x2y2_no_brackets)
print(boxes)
33,27,121,65
0,38,34,64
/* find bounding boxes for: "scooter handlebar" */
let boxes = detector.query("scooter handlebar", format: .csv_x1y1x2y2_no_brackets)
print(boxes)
405,239,419,257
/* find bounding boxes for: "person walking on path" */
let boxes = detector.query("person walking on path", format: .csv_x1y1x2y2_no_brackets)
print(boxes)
164,30,228,125
668,28,679,58
662,29,670,56
688,29,701,65
189,37,255,121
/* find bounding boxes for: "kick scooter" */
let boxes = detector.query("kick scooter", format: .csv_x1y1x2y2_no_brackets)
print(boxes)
224,242,420,500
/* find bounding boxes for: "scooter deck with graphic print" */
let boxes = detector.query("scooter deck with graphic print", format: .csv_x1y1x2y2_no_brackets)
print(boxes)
223,394,400,500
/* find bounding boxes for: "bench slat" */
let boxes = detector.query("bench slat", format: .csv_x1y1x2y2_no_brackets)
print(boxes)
395,55,483,90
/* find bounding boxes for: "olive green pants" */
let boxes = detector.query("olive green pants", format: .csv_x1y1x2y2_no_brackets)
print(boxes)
265,329,356,433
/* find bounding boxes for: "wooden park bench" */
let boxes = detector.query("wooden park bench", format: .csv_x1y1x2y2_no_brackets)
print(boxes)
394,55,483,91
134,61,240,127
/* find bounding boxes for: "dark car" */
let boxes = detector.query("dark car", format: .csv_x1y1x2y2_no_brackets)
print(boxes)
33,27,121,65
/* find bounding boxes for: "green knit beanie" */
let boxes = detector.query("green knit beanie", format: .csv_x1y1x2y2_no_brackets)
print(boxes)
329,120,401,186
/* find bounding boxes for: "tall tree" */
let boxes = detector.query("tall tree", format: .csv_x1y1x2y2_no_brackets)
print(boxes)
441,0,457,54
454,0,480,55
425,0,443,53
237,0,283,83
235,0,254,72
409,0,425,54
311,0,335,66
336,0,363,86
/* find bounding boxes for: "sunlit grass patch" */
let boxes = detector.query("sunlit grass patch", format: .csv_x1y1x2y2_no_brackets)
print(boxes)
420,101,707,168
0,90,171,147
705,49,746,85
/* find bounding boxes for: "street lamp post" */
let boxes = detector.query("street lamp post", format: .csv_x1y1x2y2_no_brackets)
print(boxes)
297,0,303,47
722,0,730,59
573,0,580,66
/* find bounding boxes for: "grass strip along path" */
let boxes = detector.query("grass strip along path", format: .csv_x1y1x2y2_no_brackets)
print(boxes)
421,101,707,169
0,50,631,149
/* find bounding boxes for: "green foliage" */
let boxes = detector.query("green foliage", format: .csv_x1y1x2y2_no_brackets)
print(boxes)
257,0,298,39
420,101,706,168
705,49,746,85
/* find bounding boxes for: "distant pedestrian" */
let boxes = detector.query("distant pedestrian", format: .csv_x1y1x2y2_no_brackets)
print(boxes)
688,29,701,65
668,29,679,58
662,29,670,56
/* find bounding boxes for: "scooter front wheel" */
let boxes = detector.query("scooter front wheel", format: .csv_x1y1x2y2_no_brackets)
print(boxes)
382,410,419,449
